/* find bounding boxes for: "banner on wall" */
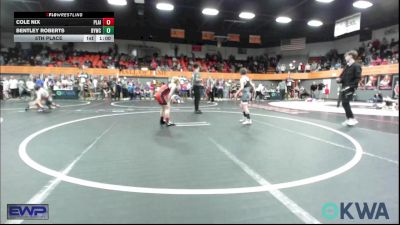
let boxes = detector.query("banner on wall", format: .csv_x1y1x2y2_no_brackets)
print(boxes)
249,35,261,44
192,45,202,52
365,75,378,90
202,31,215,41
228,33,240,42
358,77,366,90
281,38,306,51
322,79,331,94
393,76,399,98
378,74,393,90
334,13,361,37
171,28,185,39
238,48,247,54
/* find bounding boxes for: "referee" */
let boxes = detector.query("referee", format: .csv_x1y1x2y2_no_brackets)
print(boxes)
192,64,203,114
336,50,362,126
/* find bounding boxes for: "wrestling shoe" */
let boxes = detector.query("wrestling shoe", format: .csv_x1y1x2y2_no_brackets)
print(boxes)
347,119,358,126
166,121,176,127
242,119,252,125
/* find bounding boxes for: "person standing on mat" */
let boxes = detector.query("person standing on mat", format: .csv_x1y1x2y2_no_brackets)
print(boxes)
192,64,203,114
336,50,362,126
278,80,287,101
235,68,256,125
154,77,180,127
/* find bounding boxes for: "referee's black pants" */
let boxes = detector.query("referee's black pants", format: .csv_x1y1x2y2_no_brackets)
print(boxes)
207,88,214,102
193,85,201,111
280,89,285,100
11,88,18,98
342,91,354,119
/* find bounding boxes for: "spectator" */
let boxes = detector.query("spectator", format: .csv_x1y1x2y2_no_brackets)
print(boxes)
206,76,215,103
102,81,111,99
280,64,286,73
88,79,95,99
255,83,264,100
297,62,304,73
114,80,122,101
26,79,35,100
93,77,98,95
369,92,384,108
127,82,134,100
223,80,231,99
310,81,318,99
305,63,311,72
18,79,28,99
150,80,156,100
394,81,399,99
311,62,318,71
286,78,294,99
278,80,287,101
289,62,296,73
379,75,392,88
324,84,330,100
299,86,310,99
216,80,224,99
2,78,10,99
82,79,89,100
9,76,19,98
317,81,325,100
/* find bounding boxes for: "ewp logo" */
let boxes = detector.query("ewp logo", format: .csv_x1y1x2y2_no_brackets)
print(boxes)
322,202,389,220
7,204,49,220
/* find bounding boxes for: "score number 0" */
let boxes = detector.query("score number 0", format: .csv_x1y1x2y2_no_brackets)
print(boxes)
102,18,114,26
102,18,114,35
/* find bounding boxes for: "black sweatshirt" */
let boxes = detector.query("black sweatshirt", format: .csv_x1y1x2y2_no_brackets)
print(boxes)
338,63,362,88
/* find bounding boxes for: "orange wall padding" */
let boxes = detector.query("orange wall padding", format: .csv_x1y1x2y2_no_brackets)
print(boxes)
1,64,398,80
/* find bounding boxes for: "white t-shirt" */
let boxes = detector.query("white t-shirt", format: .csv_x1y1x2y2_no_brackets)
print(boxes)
9,79,18,89
80,77,86,84
256,84,264,92
3,80,9,90
18,80,24,89
36,88,49,99
43,78,49,89
93,79,98,88
26,81,35,90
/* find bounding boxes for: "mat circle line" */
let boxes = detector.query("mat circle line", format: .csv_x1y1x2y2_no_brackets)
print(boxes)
111,101,218,109
18,110,363,195
1,101,91,110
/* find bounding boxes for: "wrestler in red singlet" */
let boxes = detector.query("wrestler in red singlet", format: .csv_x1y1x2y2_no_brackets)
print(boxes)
154,77,179,126
155,83,171,105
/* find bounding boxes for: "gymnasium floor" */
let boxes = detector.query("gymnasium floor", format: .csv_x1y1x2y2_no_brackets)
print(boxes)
0,99,398,224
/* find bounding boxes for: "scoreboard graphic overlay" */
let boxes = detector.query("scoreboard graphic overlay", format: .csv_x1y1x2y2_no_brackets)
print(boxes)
14,12,114,42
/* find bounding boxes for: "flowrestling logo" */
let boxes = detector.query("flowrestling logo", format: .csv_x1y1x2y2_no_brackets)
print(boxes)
7,204,49,220
322,202,389,220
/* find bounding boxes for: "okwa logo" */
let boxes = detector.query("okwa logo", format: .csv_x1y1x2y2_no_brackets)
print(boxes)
322,202,389,220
